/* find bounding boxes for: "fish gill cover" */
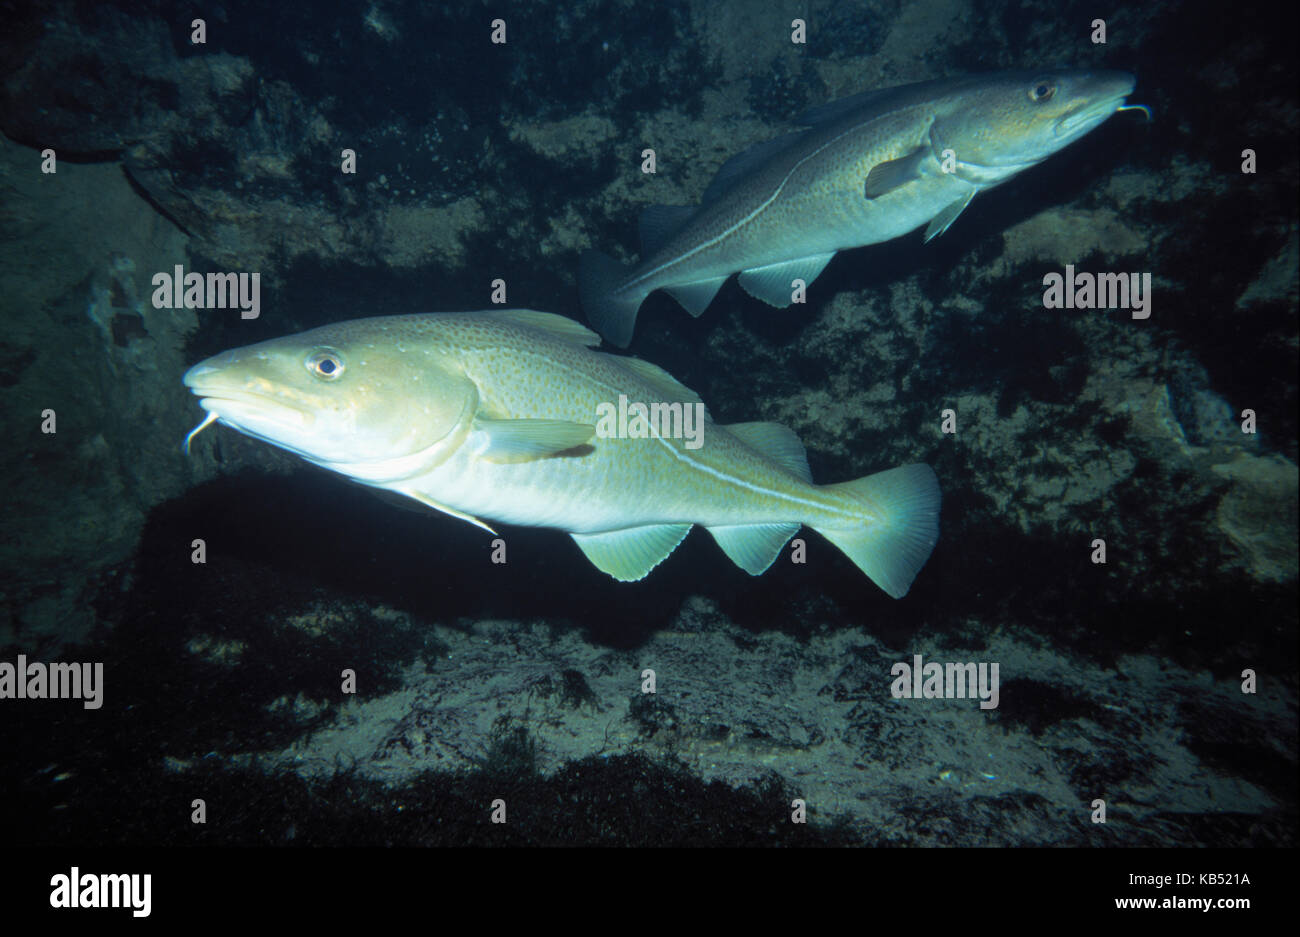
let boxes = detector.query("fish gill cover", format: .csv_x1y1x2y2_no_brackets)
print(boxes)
0,0,1295,873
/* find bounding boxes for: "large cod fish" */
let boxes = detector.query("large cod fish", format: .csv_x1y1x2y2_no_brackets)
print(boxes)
581,68,1144,346
183,310,940,597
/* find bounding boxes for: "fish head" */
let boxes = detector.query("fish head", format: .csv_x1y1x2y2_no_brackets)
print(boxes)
931,69,1138,185
183,317,477,483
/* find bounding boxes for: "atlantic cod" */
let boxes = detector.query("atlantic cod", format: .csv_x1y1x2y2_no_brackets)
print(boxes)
182,310,940,597
580,68,1143,346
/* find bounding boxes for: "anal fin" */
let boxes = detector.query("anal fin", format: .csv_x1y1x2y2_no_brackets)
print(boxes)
737,253,835,307
571,524,692,581
708,523,800,575
665,277,729,317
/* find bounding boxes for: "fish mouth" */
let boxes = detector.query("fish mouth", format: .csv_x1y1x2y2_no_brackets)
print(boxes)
194,394,310,431
1054,73,1138,140
182,390,317,459
183,364,312,436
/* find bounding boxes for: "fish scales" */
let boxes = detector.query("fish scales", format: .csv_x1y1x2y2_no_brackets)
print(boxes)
581,69,1142,346
184,310,941,596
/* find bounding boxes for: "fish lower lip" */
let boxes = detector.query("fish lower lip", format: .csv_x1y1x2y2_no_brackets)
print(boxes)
1056,97,1125,137
197,395,308,429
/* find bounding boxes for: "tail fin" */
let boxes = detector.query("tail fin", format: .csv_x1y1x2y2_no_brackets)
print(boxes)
579,250,642,347
815,464,940,598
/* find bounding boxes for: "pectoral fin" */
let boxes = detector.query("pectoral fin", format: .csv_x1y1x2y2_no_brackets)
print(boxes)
471,417,595,462
571,524,692,581
863,148,927,198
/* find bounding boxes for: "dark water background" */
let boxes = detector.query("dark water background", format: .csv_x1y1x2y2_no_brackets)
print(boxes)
0,0,1295,848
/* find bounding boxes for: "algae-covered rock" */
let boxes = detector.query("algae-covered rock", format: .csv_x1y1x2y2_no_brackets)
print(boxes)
0,135,202,649
1212,453,1300,583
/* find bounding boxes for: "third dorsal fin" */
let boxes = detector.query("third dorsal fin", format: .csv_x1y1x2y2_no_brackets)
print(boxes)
638,205,695,256
725,422,812,482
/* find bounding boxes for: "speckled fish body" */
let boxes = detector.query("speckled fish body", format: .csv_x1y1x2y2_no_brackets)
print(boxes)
183,310,940,596
580,69,1139,345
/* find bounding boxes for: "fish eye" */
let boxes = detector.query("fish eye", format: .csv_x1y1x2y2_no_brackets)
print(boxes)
307,349,345,381
1029,81,1056,103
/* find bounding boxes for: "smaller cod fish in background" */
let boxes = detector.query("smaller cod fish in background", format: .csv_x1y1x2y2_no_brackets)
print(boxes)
581,69,1146,346
183,311,940,597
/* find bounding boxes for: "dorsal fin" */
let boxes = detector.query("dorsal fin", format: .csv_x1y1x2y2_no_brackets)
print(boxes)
613,355,705,407
476,309,601,347
638,205,696,255
700,130,809,205
725,421,812,482
797,76,960,127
